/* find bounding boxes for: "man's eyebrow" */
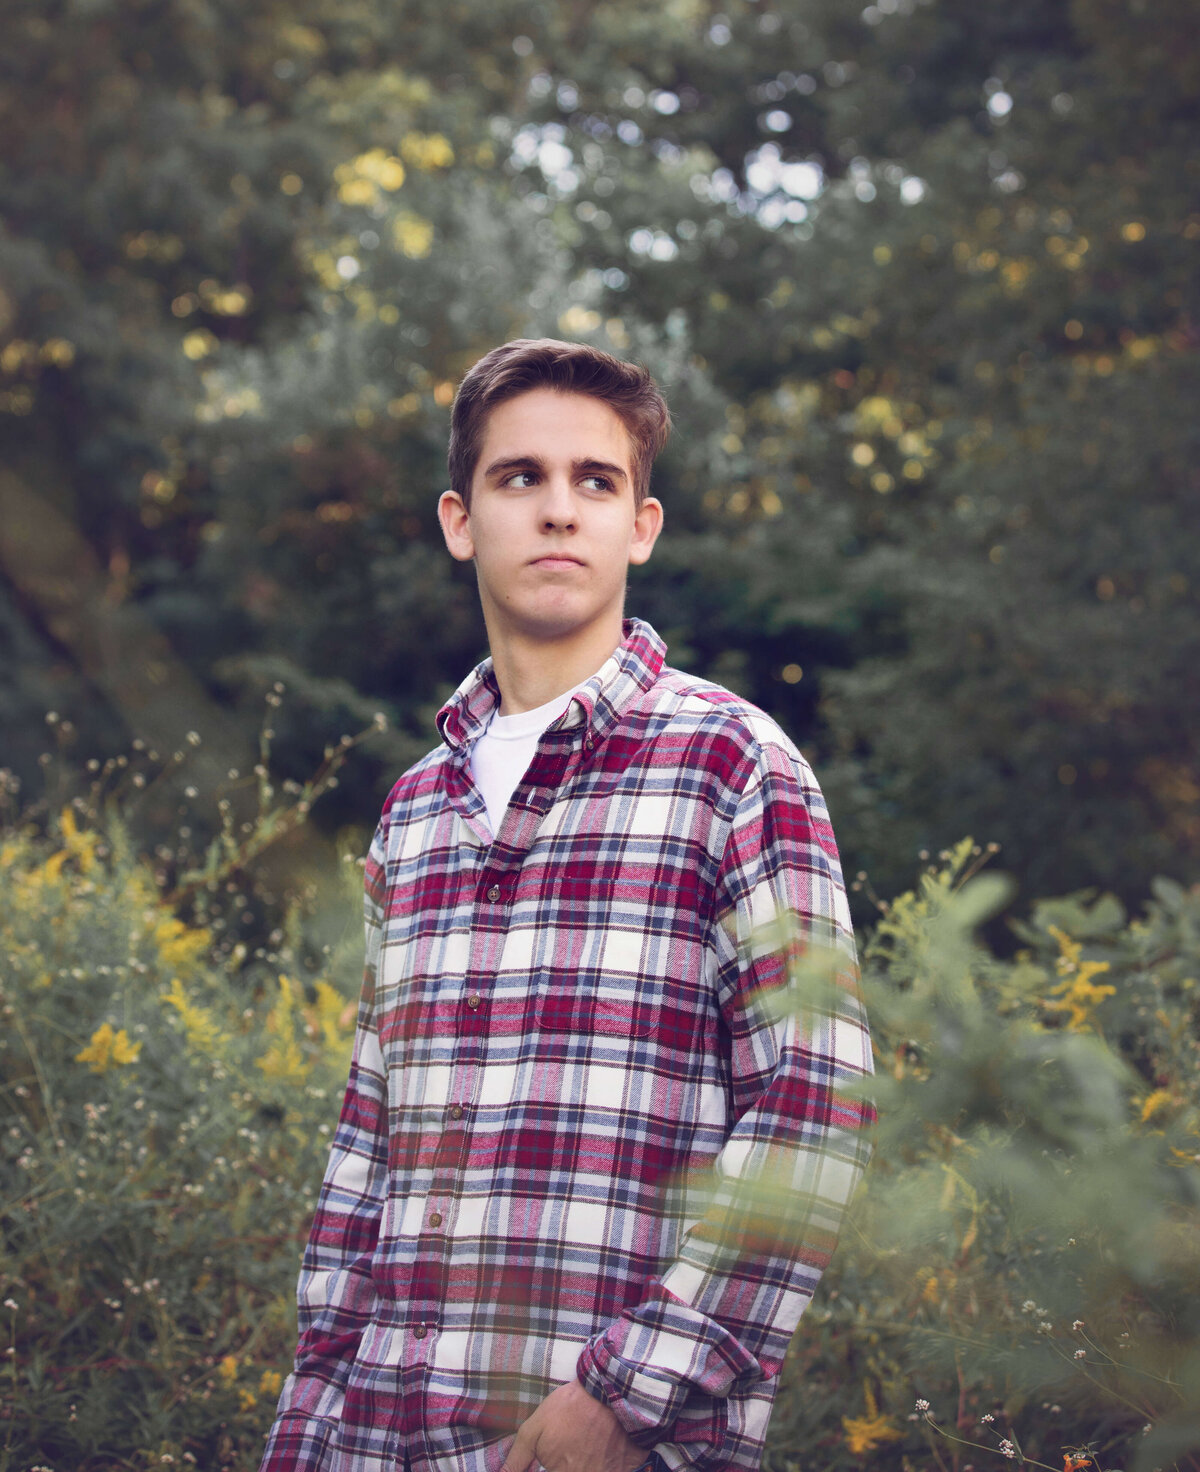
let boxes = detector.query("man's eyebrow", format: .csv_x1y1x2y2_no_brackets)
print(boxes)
480,455,629,482
573,458,628,482
481,455,544,480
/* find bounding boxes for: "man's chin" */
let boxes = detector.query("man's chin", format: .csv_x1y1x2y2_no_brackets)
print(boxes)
500,598,620,645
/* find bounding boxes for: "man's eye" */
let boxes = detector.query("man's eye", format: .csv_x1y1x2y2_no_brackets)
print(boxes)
503,472,537,488
581,476,614,492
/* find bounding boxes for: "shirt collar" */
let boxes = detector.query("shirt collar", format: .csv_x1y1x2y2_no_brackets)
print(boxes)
436,617,667,753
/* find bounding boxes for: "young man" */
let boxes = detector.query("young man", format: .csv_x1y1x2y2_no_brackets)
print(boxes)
261,339,873,1472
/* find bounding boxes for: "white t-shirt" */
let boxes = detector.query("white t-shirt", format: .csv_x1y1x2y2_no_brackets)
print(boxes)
469,686,578,836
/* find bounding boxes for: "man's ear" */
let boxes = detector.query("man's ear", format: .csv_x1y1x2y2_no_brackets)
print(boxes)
628,496,664,567
438,489,475,562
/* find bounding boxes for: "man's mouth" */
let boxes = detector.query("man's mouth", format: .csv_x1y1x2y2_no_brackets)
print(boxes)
530,555,585,569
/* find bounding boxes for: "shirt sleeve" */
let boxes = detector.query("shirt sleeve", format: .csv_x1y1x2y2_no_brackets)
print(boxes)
575,737,875,1466
259,819,391,1472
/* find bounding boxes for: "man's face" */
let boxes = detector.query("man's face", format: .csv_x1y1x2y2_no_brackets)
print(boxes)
438,387,663,645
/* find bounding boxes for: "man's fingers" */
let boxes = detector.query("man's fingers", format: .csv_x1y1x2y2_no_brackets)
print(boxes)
500,1419,540,1472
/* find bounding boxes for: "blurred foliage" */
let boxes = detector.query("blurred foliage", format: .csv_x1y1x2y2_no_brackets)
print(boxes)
1,3,1198,895
3,793,1199,1469
769,838,1200,1472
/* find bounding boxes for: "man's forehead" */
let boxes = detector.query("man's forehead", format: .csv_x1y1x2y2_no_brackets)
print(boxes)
477,388,635,463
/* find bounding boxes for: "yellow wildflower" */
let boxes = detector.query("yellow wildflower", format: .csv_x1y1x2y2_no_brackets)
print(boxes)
392,213,434,260
257,975,309,1082
1047,968,1116,1029
305,980,353,1051
256,1034,307,1081
14,807,100,889
843,1412,902,1455
399,132,454,170
76,1022,142,1074
59,806,100,874
333,148,406,205
1045,926,1115,1029
238,1388,258,1411
1049,925,1082,974
153,913,212,971
339,178,378,207
217,1355,238,1384
259,1369,284,1397
31,847,70,886
374,157,406,191
1140,1089,1174,1123
163,978,229,1054
843,1386,902,1456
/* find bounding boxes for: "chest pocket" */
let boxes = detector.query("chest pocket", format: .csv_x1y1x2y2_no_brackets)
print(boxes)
535,988,654,1040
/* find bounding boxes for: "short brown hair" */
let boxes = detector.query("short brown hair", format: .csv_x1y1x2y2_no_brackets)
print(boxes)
447,338,671,507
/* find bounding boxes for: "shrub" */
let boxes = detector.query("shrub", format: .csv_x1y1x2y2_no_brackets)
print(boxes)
0,807,361,1470
767,842,1200,1472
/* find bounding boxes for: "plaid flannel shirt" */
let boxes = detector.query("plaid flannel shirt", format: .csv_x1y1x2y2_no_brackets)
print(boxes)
261,619,873,1472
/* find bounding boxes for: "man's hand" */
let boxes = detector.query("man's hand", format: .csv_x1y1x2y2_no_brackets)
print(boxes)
501,1377,649,1472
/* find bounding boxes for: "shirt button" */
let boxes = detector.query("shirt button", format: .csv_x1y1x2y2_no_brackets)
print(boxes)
449,1105,463,1120
584,731,595,752
486,884,501,901
413,1324,427,1340
467,994,481,1010
428,1211,442,1228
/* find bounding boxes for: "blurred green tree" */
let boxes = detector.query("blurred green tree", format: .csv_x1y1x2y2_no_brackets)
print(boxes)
506,0,1200,900
1,0,1196,903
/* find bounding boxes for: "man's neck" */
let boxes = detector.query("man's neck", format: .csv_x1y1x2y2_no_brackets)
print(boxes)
487,617,625,716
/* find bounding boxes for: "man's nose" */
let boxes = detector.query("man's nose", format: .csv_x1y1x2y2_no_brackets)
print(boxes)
539,477,577,530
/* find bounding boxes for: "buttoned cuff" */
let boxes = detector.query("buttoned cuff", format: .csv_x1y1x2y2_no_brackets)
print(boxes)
575,1283,762,1446
258,1409,338,1472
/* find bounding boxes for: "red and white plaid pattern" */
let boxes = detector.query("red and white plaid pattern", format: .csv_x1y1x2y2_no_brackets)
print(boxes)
261,620,873,1472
